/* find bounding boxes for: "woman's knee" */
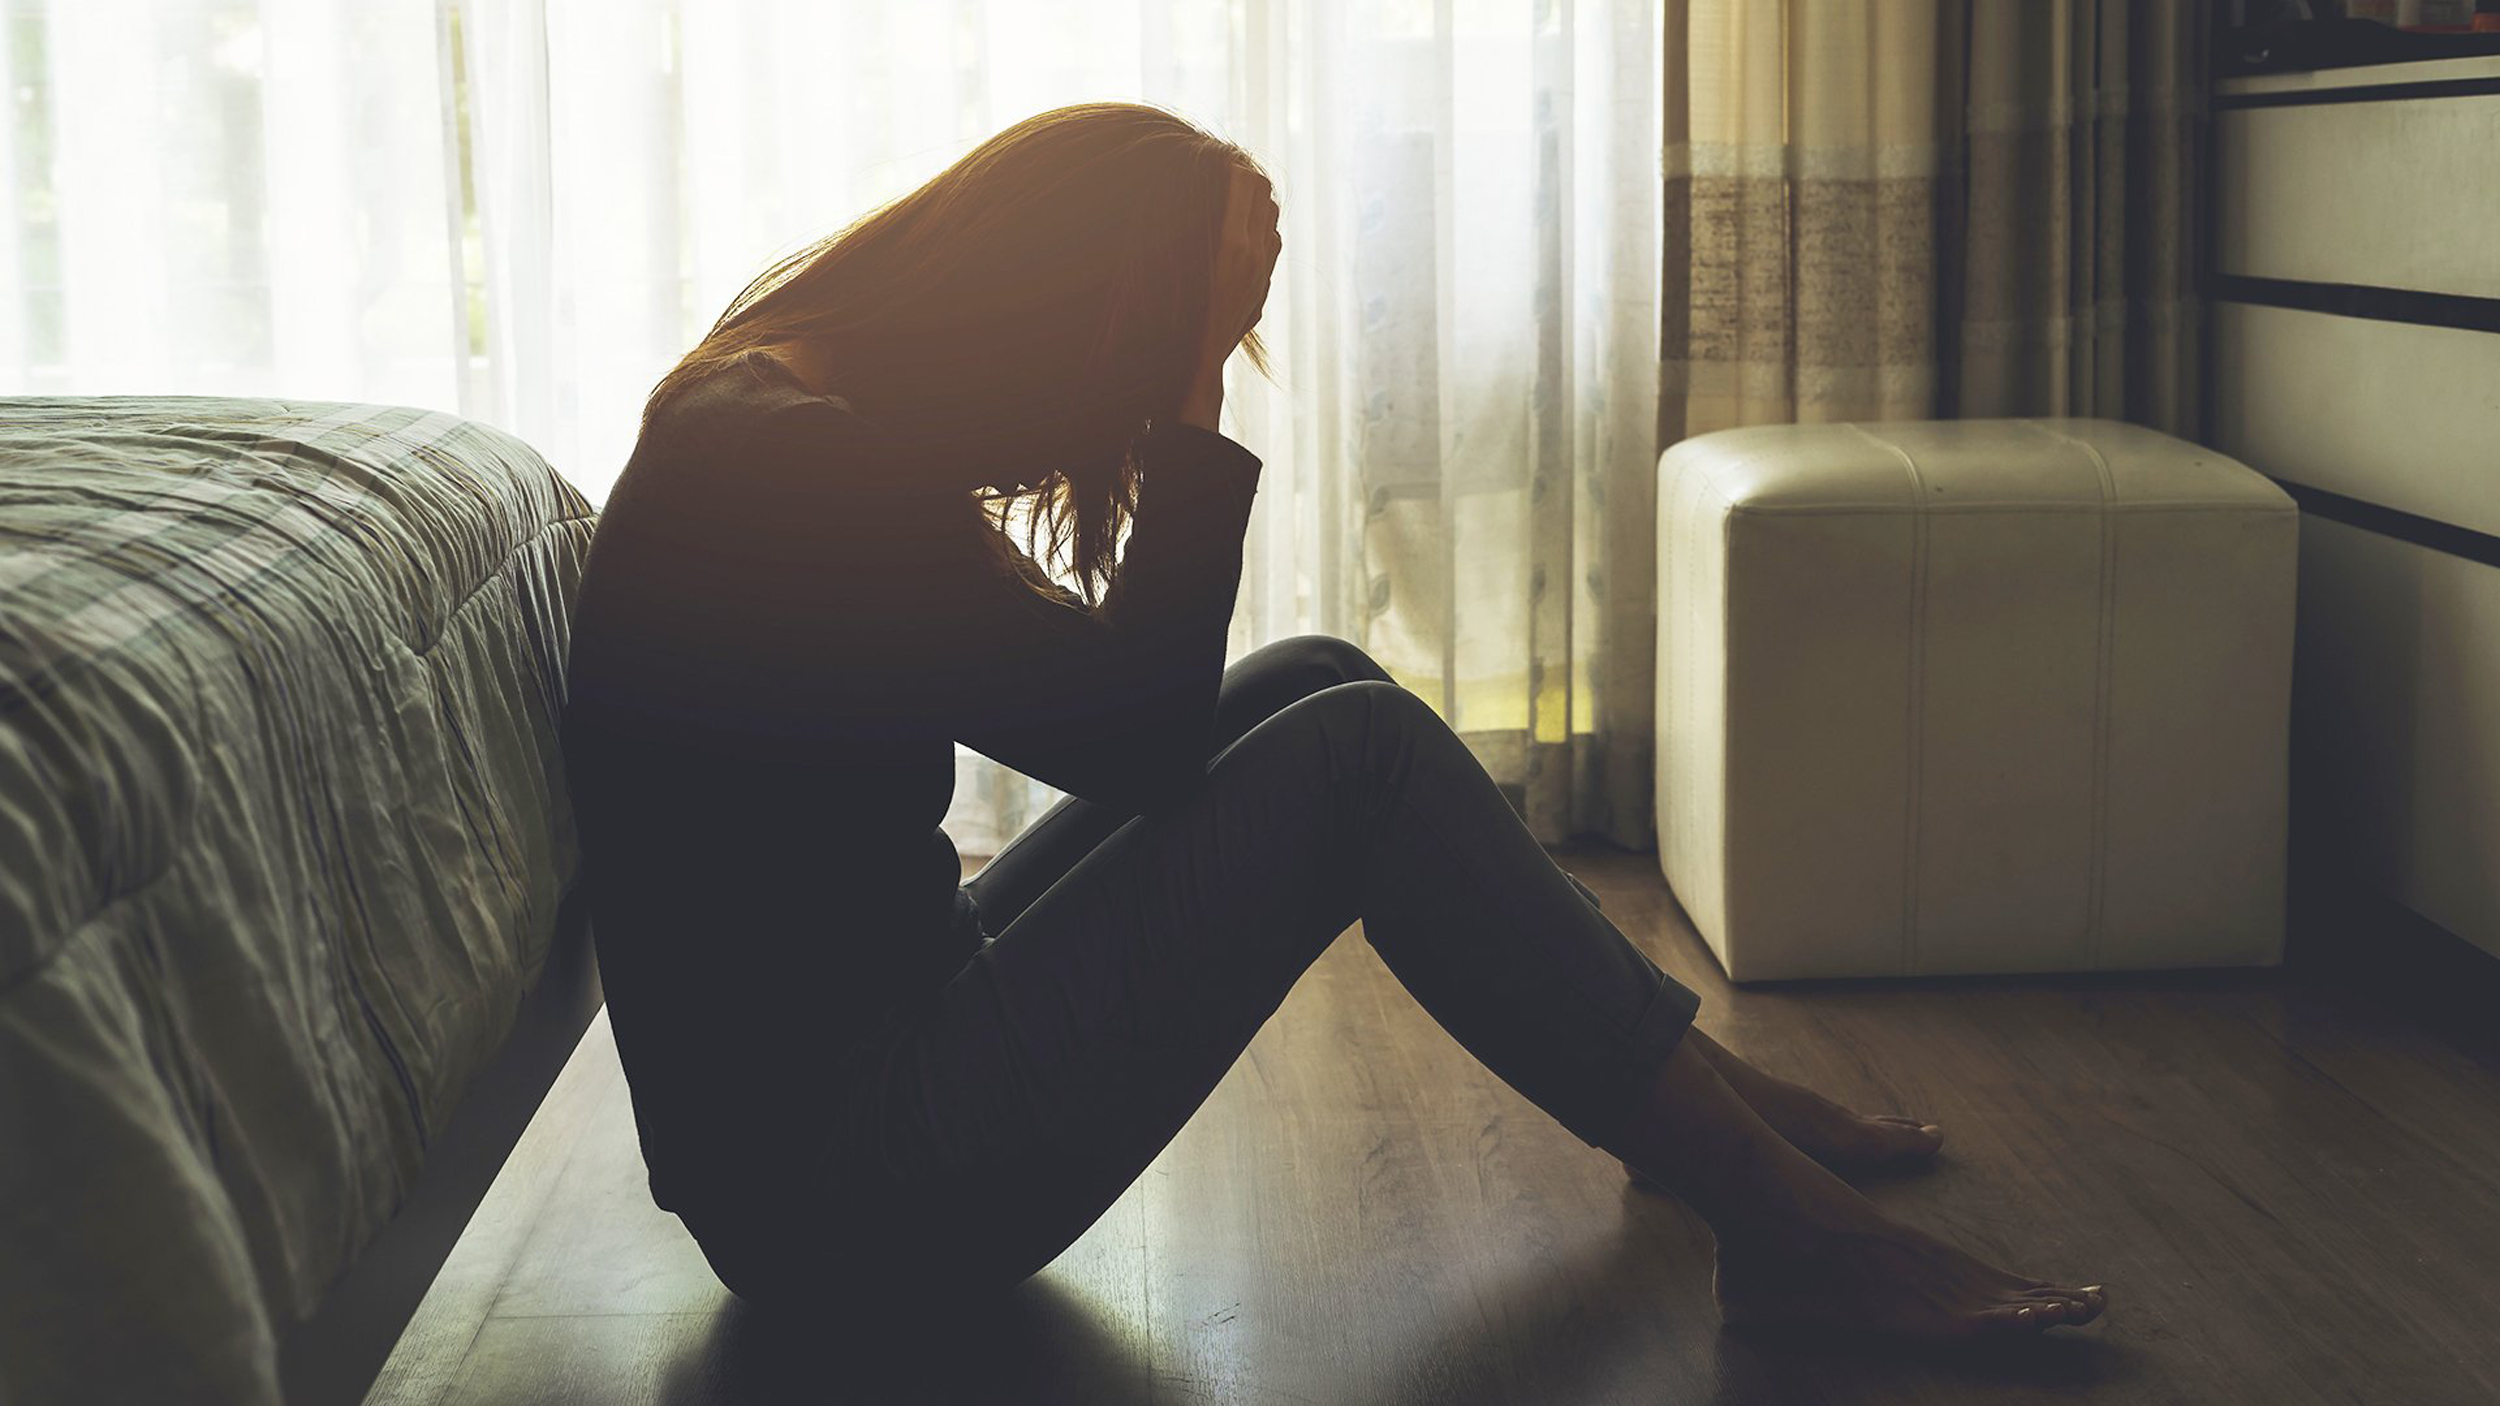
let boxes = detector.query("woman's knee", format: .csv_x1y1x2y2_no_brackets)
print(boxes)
1216,635,1396,742
1237,633,1393,691
1267,678,1446,778
1335,676,1438,727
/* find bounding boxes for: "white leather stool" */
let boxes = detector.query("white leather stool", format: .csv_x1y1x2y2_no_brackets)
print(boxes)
1654,419,2298,981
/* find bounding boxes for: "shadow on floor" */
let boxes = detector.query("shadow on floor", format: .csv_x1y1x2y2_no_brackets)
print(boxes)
660,1274,1143,1405
1359,1194,2136,1406
657,1198,2138,1406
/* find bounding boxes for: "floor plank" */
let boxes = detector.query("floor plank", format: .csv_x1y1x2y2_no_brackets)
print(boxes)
369,852,2500,1405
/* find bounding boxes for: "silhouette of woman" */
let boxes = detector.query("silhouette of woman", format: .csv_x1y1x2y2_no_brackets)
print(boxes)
560,102,2104,1343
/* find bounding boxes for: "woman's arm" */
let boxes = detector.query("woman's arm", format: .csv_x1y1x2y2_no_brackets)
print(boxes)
934,421,1260,814
664,392,1254,819
730,165,1280,809
936,165,1282,810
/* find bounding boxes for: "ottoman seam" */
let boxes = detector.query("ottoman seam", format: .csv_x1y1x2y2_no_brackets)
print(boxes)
2047,422,2123,973
1905,455,1929,979
1845,423,1927,977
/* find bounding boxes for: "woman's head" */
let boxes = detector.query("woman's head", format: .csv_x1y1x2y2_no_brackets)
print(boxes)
651,102,1273,603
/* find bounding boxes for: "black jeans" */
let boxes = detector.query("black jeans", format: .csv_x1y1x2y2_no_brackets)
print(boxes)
690,635,1700,1305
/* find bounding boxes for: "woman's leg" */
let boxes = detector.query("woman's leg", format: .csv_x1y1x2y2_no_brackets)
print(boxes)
970,634,1931,1179
1632,1028,1945,1177
961,634,1392,933
1617,1032,2107,1340
833,680,2099,1341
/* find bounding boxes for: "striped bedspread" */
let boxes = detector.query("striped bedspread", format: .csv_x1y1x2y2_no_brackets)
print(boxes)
0,397,596,1404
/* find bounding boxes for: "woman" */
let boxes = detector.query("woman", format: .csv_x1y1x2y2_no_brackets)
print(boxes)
560,102,2104,1344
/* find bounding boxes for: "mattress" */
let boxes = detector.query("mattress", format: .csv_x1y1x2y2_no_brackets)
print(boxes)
0,397,596,1404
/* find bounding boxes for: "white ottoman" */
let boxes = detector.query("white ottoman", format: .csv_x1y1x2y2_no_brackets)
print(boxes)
1654,419,2298,981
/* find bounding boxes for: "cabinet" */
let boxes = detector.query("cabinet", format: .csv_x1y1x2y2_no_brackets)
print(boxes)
2210,56,2500,958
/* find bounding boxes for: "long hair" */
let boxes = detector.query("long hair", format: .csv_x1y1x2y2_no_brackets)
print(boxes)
647,102,1272,606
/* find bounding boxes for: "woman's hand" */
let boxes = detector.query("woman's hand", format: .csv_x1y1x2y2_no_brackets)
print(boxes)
1174,165,1281,433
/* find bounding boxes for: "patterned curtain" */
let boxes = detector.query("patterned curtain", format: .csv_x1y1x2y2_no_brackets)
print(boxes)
1662,0,1959,440
1957,0,2207,435
1660,0,2208,443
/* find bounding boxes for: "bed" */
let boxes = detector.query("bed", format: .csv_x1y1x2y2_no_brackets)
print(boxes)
0,397,599,1405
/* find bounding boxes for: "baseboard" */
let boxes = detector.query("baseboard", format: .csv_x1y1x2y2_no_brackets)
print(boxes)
2285,862,2500,1054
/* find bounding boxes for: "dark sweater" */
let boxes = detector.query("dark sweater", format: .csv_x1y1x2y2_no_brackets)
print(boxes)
559,349,1261,1216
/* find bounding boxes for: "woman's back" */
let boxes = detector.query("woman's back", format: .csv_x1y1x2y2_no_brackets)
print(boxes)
561,351,979,1219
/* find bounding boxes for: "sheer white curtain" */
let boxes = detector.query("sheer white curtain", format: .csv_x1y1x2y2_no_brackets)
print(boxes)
2,0,1664,854
1,0,466,407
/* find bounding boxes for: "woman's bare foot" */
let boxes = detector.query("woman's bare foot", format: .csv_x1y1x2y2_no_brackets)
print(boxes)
1611,1034,2103,1345
1623,1029,1941,1186
1714,1217,2107,1343
1699,1029,1946,1169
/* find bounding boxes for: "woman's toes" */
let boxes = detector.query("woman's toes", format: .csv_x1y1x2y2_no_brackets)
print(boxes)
1984,1304,2041,1335
2011,1286,2103,1327
2017,1297,2057,1321
1846,1115,1944,1164
1711,1209,2105,1347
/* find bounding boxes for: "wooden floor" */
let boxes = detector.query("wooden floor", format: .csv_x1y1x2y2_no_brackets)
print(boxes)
367,852,2500,1406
